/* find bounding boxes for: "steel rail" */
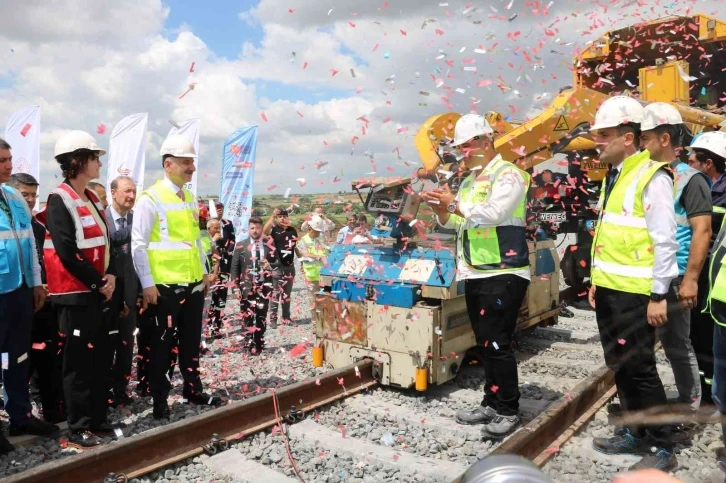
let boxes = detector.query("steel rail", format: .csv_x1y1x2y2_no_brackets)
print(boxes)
5,360,376,483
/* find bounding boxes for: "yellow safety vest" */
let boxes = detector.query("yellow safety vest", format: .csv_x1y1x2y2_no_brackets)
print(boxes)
451,155,531,273
140,180,204,285
590,150,671,296
300,233,329,282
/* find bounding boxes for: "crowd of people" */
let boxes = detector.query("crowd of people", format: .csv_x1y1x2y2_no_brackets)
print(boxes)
0,130,384,453
421,101,726,474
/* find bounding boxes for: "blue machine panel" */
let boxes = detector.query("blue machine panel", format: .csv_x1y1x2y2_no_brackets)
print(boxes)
320,244,458,309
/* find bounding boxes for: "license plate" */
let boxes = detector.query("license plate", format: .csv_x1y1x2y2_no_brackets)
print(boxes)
537,212,567,222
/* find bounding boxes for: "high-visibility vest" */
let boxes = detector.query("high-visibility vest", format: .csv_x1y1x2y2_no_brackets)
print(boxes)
200,230,213,272
139,180,204,285
673,161,711,275
41,183,107,296
0,185,36,294
590,150,672,296
706,219,726,327
452,155,531,273
299,233,329,282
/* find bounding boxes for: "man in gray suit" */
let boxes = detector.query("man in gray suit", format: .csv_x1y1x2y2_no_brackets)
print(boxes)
106,176,139,406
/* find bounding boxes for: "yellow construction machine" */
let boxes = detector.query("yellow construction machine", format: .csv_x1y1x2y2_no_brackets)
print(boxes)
416,13,726,293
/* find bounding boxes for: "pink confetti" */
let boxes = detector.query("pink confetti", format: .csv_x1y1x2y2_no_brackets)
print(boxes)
20,123,31,137
618,338,626,345
87,343,94,349
189,62,195,72
260,112,268,122
545,446,560,455
491,385,499,393
32,342,46,350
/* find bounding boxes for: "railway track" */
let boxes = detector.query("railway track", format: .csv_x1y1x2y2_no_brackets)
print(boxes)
1,291,686,483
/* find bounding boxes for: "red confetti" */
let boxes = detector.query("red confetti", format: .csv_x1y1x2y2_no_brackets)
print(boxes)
545,446,560,455
289,343,307,358
87,343,94,349
20,123,31,137
490,385,499,393
96,124,106,135
260,112,268,122
618,338,626,345
32,342,46,350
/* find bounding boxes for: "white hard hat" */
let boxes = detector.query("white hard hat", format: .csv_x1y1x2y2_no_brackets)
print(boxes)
451,114,494,147
686,131,726,159
54,130,106,157
641,102,683,131
590,96,645,131
160,134,197,158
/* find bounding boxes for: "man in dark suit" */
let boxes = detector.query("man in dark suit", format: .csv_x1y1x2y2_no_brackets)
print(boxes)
230,216,275,354
208,202,235,338
106,176,139,405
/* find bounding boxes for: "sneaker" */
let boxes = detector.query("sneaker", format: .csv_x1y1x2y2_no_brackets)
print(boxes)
67,430,102,449
592,429,647,455
482,414,520,439
455,406,497,425
8,416,60,436
628,449,677,472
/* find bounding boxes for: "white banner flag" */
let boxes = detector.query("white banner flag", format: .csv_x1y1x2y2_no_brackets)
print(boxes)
166,119,200,197
106,113,148,194
5,106,41,206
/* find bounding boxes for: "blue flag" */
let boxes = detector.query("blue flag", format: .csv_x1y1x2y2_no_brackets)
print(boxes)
219,126,258,243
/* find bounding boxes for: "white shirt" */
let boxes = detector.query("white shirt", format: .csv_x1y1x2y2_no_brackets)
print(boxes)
109,205,128,231
607,163,679,294
131,177,208,289
437,156,530,281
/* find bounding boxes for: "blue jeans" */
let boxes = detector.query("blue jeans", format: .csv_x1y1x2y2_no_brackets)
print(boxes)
712,323,726,443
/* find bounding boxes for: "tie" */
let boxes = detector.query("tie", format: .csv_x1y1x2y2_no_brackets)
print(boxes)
603,166,618,207
177,189,185,201
118,217,126,229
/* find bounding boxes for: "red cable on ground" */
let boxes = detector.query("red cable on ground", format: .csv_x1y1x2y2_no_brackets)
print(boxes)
271,389,305,483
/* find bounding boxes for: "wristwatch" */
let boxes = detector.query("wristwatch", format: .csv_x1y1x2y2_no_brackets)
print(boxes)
650,293,667,302
447,201,458,214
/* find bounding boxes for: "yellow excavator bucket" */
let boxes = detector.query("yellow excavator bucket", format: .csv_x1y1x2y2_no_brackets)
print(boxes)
414,112,460,175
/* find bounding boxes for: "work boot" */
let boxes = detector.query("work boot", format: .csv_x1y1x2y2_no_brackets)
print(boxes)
455,406,497,425
0,433,14,455
592,429,647,455
8,416,59,436
67,430,102,449
183,392,223,407
628,449,677,472
482,414,520,439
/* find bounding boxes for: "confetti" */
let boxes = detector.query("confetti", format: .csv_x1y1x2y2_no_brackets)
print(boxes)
189,62,195,72
260,112,268,122
618,338,626,345
20,123,31,137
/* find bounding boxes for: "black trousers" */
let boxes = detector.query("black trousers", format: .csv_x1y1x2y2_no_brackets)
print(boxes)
57,298,112,432
208,272,230,333
145,282,205,401
109,306,137,396
465,274,529,416
29,301,64,419
690,263,714,403
240,285,271,352
595,286,671,443
0,286,33,426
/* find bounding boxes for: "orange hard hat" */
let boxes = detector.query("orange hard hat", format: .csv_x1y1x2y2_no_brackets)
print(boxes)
198,204,209,219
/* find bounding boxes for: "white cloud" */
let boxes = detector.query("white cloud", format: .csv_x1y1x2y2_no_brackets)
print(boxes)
0,0,722,201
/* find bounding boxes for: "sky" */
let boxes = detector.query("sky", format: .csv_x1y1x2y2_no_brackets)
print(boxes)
0,0,723,199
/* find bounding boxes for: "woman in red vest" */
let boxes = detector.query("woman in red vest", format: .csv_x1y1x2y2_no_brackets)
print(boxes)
38,130,117,449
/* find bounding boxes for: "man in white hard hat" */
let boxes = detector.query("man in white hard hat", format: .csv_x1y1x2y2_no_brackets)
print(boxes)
587,96,679,471
422,114,531,439
637,103,712,419
693,132,726,461
131,134,221,420
686,131,726,410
